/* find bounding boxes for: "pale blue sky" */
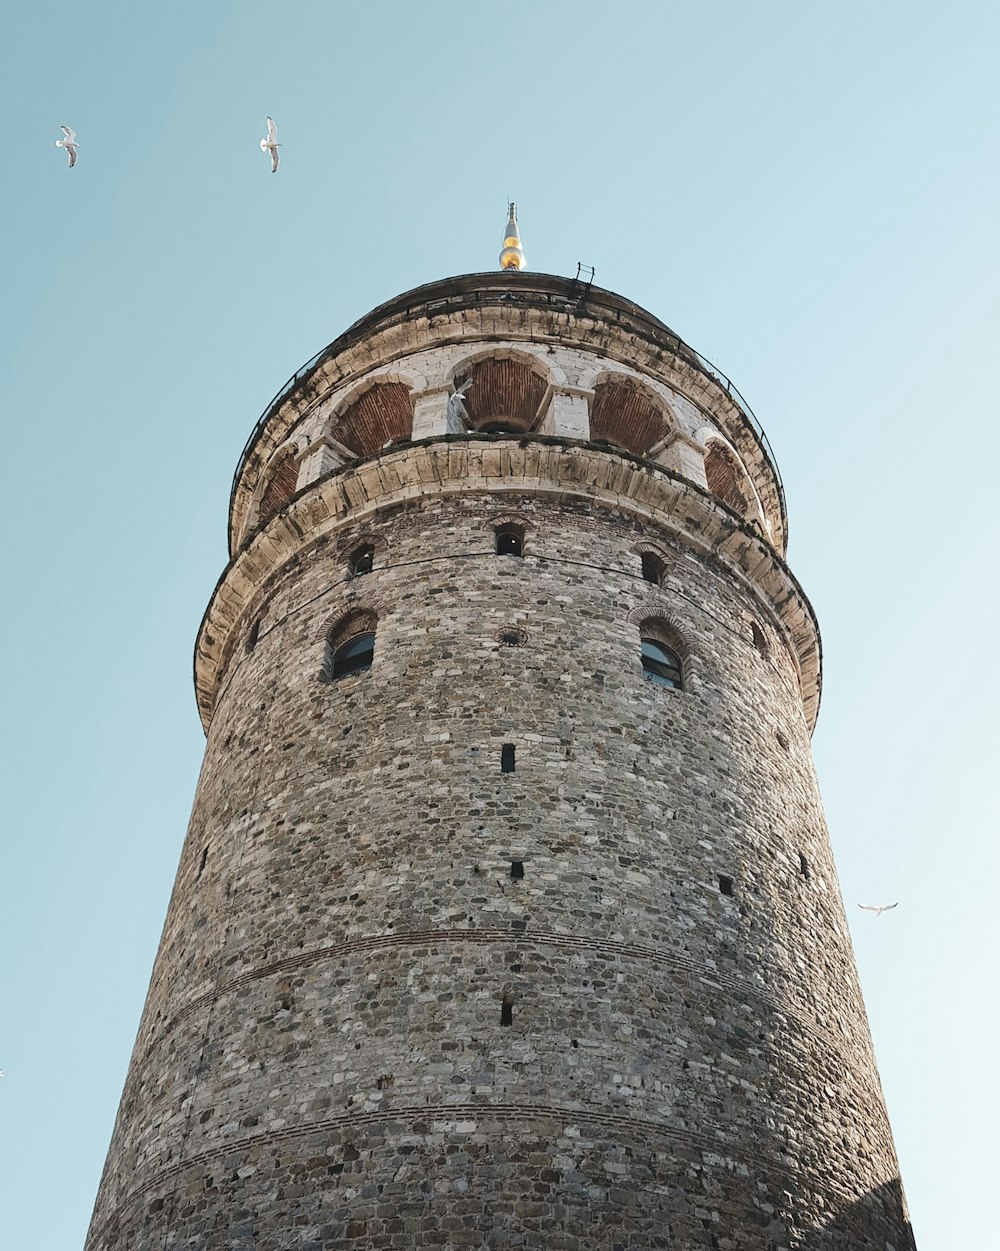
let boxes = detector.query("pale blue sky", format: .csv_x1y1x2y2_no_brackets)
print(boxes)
2,3,998,1247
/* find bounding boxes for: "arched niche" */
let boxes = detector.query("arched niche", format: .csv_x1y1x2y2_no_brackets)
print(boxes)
451,353,548,432
329,379,414,456
704,439,757,519
256,446,300,527
590,375,673,456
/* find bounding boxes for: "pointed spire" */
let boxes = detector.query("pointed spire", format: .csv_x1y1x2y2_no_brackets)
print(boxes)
499,201,526,271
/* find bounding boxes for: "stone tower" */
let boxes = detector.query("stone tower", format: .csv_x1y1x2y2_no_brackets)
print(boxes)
86,271,916,1250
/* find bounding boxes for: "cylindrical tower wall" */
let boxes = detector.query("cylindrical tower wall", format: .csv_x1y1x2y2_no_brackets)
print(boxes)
86,278,914,1251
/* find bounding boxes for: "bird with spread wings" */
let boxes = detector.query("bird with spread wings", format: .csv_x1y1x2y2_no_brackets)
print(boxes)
858,902,898,916
55,125,78,167
260,116,281,173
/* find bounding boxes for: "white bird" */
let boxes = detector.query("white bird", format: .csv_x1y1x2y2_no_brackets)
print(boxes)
260,116,280,173
55,125,78,167
858,902,898,916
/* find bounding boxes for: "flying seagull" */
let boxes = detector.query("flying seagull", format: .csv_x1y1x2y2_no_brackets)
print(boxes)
55,125,78,167
858,902,898,916
260,116,280,173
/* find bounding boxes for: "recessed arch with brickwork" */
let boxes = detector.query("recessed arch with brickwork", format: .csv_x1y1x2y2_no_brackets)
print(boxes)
589,373,675,457
255,444,301,528
703,437,762,524
326,376,415,457
449,350,550,432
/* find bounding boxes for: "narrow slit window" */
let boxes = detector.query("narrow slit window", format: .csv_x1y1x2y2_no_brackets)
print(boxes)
244,618,260,654
500,998,513,1026
799,853,810,879
197,846,209,878
718,874,734,897
496,529,522,557
510,860,524,880
501,744,516,773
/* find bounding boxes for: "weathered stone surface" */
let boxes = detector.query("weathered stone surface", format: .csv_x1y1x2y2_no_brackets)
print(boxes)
86,278,915,1250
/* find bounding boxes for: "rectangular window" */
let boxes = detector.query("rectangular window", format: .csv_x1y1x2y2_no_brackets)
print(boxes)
501,743,515,773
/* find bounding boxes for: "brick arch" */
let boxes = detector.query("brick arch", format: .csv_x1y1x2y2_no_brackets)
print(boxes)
256,446,300,527
316,594,393,643
328,378,414,456
450,351,549,432
704,439,754,517
590,375,673,456
334,531,389,564
629,611,692,665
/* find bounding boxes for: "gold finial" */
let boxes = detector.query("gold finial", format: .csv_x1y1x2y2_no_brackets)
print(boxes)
499,201,526,271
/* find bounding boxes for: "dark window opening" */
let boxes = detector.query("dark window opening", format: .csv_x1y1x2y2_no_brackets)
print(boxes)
498,630,523,648
750,620,768,655
480,421,522,435
500,998,513,1027
331,632,375,679
718,874,734,897
197,846,209,878
776,730,790,752
510,860,524,880
640,553,662,585
349,545,375,576
799,853,810,879
641,638,682,689
244,618,261,654
501,744,516,773
496,529,522,557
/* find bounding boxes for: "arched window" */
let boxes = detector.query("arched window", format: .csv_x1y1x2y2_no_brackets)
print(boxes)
330,632,375,679
322,608,378,682
349,544,375,576
640,638,683,690
496,528,523,557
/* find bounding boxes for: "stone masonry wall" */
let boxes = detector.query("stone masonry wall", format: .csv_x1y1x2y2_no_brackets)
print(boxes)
86,486,915,1251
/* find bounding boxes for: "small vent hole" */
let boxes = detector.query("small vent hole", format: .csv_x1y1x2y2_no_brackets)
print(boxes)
197,846,209,878
501,744,516,773
776,730,790,752
718,874,734,897
510,861,524,880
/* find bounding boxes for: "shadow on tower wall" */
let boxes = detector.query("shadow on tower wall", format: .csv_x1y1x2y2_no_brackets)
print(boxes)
809,1176,917,1250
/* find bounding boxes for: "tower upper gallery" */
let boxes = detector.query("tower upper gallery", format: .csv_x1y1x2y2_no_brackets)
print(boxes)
200,271,817,736
230,272,785,556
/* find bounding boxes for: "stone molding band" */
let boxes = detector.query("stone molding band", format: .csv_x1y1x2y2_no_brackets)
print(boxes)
195,437,821,733
146,927,880,1092
89,1098,894,1249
